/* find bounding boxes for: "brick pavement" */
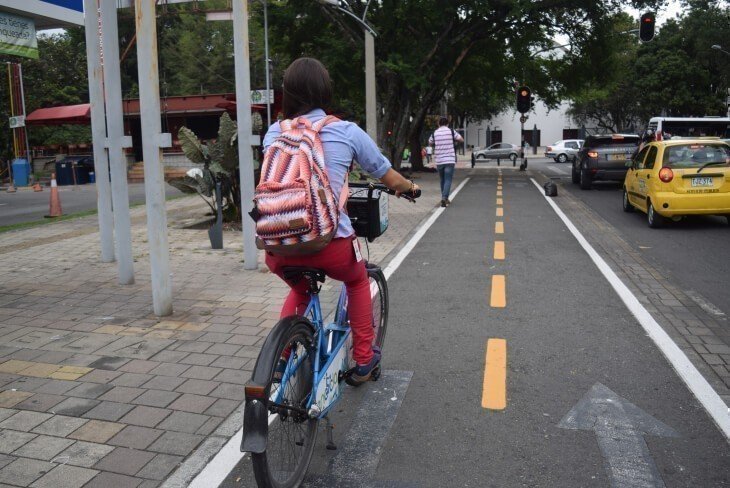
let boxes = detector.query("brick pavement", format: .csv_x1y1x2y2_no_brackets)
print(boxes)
0,171,460,487
530,170,730,405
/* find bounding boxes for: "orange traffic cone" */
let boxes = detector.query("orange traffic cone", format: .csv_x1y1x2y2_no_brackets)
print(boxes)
45,173,62,218
33,182,42,192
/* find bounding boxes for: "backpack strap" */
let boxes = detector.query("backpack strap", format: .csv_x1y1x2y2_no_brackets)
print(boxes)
311,116,348,210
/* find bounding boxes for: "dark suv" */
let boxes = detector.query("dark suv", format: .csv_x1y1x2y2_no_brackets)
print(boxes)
571,134,640,190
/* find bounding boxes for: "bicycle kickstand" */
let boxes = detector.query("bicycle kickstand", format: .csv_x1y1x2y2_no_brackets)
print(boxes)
324,416,337,451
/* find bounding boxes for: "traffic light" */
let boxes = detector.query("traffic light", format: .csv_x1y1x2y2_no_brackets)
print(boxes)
516,86,531,113
640,12,655,42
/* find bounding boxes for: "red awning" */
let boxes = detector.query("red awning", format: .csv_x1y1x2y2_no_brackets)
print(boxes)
215,100,266,112
26,104,91,125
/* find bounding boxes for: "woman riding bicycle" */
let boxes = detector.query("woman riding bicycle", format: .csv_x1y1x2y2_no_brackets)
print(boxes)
262,57,419,385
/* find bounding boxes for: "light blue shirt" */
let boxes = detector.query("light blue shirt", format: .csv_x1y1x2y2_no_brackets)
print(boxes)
263,109,392,238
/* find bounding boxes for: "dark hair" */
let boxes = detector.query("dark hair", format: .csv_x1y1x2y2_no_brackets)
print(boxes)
438,116,448,126
282,58,333,118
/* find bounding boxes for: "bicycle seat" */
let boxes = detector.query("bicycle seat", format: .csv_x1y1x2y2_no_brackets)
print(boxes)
281,267,326,284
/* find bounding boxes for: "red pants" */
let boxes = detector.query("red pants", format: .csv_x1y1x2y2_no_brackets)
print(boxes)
265,237,374,365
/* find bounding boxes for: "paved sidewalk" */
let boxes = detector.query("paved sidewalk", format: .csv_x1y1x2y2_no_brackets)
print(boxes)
0,171,462,488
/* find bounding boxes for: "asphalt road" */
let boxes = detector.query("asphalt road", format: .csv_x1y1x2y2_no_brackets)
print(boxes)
533,157,730,320
0,183,183,226
220,166,729,487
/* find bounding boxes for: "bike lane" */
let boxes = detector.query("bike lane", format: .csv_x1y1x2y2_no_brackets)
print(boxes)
375,169,728,487
220,168,728,487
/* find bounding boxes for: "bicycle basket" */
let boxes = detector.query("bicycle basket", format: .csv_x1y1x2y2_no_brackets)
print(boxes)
346,183,389,242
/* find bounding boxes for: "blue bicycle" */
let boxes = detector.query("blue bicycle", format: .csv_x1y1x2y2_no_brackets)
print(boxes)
241,182,419,488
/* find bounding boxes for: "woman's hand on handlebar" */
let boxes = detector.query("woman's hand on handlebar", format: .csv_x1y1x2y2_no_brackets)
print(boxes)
395,181,420,201
379,168,421,202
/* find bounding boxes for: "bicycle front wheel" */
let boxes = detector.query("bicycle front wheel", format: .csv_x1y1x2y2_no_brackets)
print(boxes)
251,320,317,488
368,264,389,350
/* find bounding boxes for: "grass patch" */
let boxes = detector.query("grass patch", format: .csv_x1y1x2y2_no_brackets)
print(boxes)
0,209,99,233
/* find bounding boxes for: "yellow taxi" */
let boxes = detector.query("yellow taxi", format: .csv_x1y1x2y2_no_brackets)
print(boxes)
622,139,730,227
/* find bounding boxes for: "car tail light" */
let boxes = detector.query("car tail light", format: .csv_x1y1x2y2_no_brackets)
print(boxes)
658,167,674,183
587,151,598,159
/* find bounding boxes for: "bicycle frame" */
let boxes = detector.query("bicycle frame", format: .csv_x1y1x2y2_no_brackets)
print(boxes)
275,283,352,419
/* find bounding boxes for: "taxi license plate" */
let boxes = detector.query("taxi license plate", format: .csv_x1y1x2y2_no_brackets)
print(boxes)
609,153,626,161
691,177,713,187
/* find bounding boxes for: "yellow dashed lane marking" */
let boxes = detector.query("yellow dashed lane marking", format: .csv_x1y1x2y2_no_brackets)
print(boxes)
482,338,507,410
494,241,505,260
497,190,502,196
490,275,506,308
495,222,504,234
497,198,503,205
496,208,504,217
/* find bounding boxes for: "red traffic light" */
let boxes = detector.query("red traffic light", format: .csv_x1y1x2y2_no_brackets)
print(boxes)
516,86,531,113
640,12,655,42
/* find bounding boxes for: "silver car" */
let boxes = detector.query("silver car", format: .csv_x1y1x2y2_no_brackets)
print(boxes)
472,143,520,166
545,139,584,163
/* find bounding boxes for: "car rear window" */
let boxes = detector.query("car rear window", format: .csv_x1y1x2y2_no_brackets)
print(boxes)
662,144,730,168
584,135,640,148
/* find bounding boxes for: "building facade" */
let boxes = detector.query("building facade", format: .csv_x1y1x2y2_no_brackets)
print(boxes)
466,100,583,150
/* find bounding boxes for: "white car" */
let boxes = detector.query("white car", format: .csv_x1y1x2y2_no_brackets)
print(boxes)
545,139,584,163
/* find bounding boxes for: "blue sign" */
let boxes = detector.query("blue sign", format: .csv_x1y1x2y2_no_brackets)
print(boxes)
40,0,83,13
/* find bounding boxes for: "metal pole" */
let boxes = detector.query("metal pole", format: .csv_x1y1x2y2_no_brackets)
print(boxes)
463,118,467,151
365,30,376,141
135,0,173,316
17,64,30,163
263,0,271,129
100,0,135,285
233,0,259,270
83,0,115,263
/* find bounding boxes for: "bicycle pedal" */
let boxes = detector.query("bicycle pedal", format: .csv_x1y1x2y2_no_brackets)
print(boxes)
371,366,381,381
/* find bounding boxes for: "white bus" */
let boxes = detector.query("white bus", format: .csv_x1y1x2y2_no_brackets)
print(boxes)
646,117,730,141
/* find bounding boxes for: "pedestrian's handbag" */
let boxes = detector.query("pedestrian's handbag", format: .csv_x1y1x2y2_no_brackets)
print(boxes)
250,115,347,256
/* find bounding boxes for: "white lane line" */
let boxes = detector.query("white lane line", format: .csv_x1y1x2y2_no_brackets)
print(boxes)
185,177,472,488
529,178,730,439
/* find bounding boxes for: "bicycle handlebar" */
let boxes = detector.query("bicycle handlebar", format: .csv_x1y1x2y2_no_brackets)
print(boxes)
349,182,421,203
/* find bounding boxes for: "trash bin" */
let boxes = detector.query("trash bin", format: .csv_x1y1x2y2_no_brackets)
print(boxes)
88,171,96,183
11,158,30,187
55,160,74,185
73,163,89,185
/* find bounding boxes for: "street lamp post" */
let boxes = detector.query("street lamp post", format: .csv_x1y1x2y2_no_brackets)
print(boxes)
263,0,271,128
318,0,378,140
712,44,730,56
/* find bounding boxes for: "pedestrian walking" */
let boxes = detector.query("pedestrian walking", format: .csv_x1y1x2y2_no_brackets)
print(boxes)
425,144,433,165
429,116,463,207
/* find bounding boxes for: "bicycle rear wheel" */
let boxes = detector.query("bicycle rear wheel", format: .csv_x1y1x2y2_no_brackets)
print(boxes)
251,320,317,488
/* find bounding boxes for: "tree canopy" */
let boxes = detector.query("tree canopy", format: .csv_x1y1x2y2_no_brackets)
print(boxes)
568,0,730,133
1,0,689,168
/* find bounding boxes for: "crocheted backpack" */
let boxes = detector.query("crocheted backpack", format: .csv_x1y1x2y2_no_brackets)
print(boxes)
251,115,346,255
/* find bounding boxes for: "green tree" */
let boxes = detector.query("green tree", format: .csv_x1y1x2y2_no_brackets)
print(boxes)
568,1,730,132
0,28,89,161
266,0,665,170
